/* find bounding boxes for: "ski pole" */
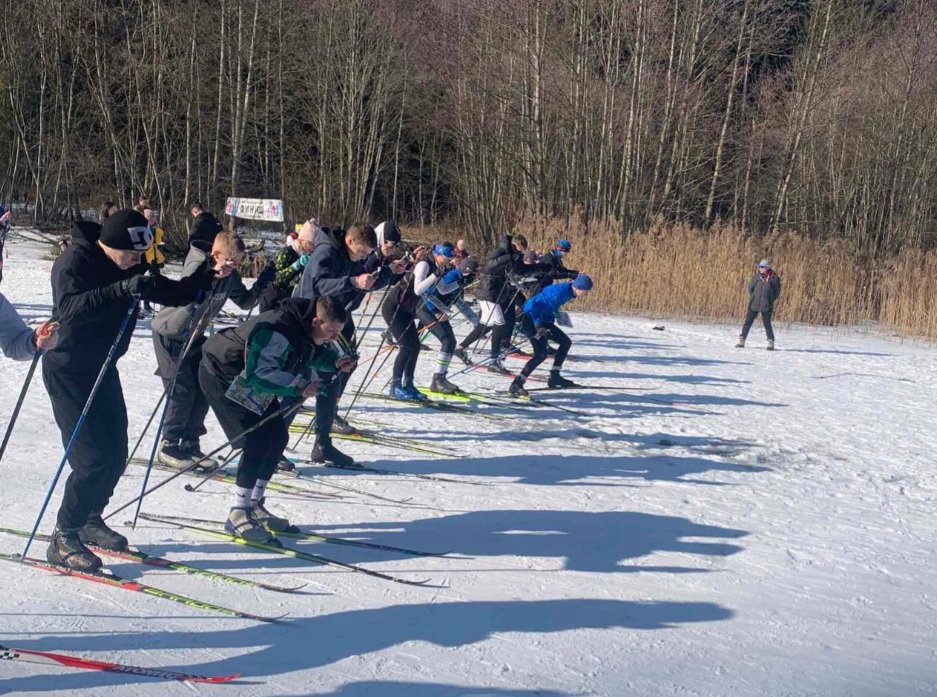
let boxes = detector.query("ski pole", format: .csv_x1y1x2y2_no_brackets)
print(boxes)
105,399,306,523
0,352,40,465
22,298,138,558
130,293,210,528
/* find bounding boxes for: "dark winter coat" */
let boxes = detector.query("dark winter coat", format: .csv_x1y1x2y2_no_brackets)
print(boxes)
43,221,211,374
188,211,223,246
151,243,273,341
200,297,338,397
747,269,781,313
294,226,389,311
477,236,526,303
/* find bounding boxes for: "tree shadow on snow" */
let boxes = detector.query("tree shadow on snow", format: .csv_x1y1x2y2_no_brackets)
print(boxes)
2,596,733,694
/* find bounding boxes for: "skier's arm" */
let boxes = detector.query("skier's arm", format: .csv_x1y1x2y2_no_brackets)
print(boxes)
55,258,129,324
0,292,38,360
311,249,355,297
412,261,439,296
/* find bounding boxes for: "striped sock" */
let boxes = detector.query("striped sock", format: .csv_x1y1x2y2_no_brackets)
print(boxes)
435,353,452,375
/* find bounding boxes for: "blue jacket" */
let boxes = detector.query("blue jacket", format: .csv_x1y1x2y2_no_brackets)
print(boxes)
0,291,36,361
523,281,575,327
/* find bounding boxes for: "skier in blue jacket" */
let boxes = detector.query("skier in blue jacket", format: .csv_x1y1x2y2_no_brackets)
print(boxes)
509,274,593,396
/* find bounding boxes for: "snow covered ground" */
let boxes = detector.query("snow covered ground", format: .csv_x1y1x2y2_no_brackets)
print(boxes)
1,234,936,696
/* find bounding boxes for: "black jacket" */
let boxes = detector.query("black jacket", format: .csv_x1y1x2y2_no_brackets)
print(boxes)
294,226,389,312
476,237,525,303
747,270,781,313
188,212,224,247
43,221,210,373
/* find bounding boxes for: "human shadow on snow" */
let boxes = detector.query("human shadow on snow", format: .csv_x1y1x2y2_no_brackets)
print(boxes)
2,596,734,694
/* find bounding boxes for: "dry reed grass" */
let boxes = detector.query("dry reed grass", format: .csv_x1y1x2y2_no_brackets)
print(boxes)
407,216,937,340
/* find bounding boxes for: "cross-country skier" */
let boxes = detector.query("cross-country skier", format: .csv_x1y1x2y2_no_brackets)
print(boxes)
418,251,478,395
42,211,217,572
736,258,781,350
509,274,593,396
199,296,353,541
0,291,58,359
295,223,405,465
456,234,532,373
151,231,276,470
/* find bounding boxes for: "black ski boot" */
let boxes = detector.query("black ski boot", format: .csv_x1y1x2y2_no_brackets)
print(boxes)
453,347,473,366
331,413,355,435
47,528,103,572
487,359,512,376
78,513,129,552
311,437,355,467
277,457,295,472
431,373,462,395
548,370,578,389
509,376,529,397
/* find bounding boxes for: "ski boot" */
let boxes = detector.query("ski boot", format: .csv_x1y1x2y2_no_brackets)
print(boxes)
224,507,273,543
389,379,409,400
735,335,746,348
548,371,578,389
311,437,355,467
766,339,775,351
487,359,512,376
509,376,529,397
157,440,196,470
331,413,355,434
180,440,221,471
47,528,103,572
277,457,296,472
401,383,427,402
251,497,292,533
431,373,462,395
453,346,473,366
78,513,129,552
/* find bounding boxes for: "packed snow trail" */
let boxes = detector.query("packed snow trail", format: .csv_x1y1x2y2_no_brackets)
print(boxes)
1,235,936,696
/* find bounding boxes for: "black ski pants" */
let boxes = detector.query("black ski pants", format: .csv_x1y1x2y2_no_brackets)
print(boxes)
153,333,210,444
519,317,571,377
381,295,420,384
741,310,774,341
198,363,287,489
43,363,128,530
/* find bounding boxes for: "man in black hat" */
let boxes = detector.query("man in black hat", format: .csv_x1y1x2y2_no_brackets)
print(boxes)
42,209,218,572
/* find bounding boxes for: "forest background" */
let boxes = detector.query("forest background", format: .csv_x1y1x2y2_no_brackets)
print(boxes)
2,0,936,336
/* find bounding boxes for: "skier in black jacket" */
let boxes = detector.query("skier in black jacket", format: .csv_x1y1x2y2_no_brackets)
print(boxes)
188,201,224,247
42,210,217,572
294,223,406,464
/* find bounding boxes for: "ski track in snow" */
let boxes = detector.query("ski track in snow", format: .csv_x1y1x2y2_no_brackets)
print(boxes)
1,235,936,696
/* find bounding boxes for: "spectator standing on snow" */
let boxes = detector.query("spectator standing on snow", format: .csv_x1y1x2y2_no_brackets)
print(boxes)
736,258,781,350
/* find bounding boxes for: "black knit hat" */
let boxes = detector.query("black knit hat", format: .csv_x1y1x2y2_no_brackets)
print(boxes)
100,209,153,251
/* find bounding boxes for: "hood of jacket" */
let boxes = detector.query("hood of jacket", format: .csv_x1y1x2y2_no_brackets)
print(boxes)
316,226,349,260
71,220,102,246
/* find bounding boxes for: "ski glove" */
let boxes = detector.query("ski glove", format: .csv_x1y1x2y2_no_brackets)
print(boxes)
290,254,310,272
535,325,551,339
255,262,277,288
121,274,157,300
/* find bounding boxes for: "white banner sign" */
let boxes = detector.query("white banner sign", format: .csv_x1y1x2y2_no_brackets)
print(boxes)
224,197,284,222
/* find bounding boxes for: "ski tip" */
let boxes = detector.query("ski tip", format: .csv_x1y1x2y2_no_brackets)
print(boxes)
256,612,291,623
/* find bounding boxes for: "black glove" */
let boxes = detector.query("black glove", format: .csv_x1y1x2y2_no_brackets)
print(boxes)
535,325,551,339
256,261,276,288
567,269,580,279
189,257,217,291
121,274,157,300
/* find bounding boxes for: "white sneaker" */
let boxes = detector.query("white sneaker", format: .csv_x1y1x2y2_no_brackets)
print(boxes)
766,339,775,351
735,336,746,348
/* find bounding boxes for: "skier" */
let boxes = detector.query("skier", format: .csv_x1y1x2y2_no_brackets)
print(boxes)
42,211,218,572
412,243,467,395
736,259,781,350
199,296,353,541
457,235,549,373
258,218,318,313
151,230,276,470
509,274,594,396
295,223,405,464
0,290,58,359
